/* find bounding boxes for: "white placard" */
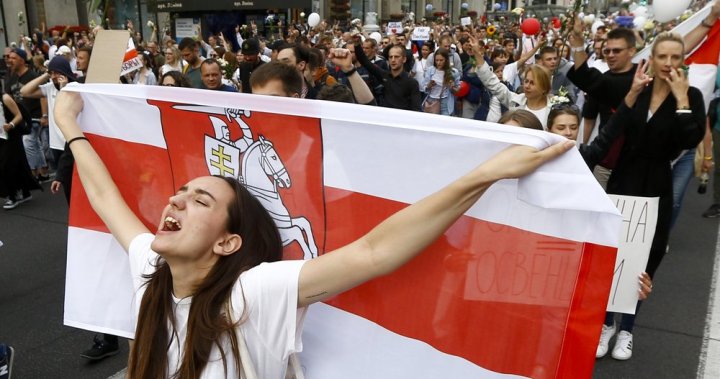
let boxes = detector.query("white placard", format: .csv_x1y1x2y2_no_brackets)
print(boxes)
387,22,403,35
461,17,472,26
411,27,431,41
606,195,658,314
175,17,201,42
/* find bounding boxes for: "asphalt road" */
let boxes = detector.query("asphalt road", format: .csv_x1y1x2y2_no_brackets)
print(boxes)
0,179,717,379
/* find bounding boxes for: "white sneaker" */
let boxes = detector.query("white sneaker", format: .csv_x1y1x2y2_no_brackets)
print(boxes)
596,323,616,358
611,331,633,360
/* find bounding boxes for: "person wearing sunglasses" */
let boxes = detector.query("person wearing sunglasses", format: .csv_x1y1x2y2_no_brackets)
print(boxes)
160,71,192,88
567,23,638,188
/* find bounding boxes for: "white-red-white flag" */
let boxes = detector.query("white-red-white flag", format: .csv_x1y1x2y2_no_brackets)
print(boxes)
119,38,143,76
62,84,621,378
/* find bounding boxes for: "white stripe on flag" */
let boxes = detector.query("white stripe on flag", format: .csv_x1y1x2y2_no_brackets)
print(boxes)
64,227,135,339
65,84,621,247
322,118,621,247
300,303,529,379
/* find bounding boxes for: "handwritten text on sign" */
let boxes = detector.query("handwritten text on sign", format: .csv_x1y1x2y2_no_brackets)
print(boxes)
606,195,658,314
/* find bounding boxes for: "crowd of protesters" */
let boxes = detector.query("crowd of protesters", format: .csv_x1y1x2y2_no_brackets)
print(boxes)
2,0,720,376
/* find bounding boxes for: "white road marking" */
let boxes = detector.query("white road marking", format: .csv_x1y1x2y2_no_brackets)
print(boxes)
698,223,720,379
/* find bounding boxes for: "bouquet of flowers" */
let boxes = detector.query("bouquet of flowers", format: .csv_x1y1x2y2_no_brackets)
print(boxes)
217,58,236,80
550,86,572,106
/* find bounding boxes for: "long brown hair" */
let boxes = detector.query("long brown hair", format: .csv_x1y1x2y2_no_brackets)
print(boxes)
128,176,283,379
434,47,454,85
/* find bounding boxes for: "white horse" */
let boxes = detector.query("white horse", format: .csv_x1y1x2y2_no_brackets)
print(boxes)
240,136,319,260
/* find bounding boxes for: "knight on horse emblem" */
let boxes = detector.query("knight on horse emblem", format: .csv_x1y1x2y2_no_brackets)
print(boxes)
197,106,318,259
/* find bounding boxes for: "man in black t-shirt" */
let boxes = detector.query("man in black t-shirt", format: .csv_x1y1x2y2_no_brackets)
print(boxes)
567,28,637,188
5,49,49,181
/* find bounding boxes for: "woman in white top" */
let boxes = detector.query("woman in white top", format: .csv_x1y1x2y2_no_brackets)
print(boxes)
470,37,554,129
52,91,572,379
412,43,433,89
130,52,157,86
421,47,461,115
160,46,184,77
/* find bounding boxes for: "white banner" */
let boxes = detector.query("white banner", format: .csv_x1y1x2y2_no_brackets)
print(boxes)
606,195,658,314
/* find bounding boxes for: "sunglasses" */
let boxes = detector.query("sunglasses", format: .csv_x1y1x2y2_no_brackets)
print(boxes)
551,103,580,113
602,47,627,55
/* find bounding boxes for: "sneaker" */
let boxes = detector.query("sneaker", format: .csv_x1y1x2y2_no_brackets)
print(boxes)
2,199,18,210
36,174,51,183
611,331,633,360
80,334,119,361
0,343,14,379
596,323,616,358
702,204,720,218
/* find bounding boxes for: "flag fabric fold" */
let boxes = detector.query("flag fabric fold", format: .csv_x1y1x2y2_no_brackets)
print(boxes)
62,83,621,378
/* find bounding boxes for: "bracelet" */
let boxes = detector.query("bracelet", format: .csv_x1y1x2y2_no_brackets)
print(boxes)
9,121,15,128
701,19,715,28
343,67,357,76
571,46,585,53
705,156,714,160
67,136,89,146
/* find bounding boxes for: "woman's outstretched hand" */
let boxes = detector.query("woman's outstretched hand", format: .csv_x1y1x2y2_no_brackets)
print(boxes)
479,141,576,183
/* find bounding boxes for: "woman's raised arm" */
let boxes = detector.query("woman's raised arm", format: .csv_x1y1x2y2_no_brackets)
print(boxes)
54,91,149,251
297,140,575,307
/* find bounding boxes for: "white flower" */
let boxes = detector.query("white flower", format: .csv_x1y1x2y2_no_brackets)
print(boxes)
147,20,155,29
217,58,228,67
550,95,570,105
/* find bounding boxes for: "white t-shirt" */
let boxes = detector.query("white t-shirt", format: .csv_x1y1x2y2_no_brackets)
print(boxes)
40,82,65,150
129,233,307,379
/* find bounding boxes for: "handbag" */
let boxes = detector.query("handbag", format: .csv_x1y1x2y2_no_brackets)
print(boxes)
423,96,441,114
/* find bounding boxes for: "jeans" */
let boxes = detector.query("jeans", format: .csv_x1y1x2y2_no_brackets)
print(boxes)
670,149,695,229
22,121,47,170
440,97,450,115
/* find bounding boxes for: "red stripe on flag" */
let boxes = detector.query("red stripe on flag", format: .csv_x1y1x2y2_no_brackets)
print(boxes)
69,134,175,233
686,22,720,65
323,187,615,378
123,49,138,63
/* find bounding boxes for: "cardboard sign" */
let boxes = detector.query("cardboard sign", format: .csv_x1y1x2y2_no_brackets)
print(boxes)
461,17,472,26
387,21,403,35
606,195,658,314
85,30,130,84
411,27,431,41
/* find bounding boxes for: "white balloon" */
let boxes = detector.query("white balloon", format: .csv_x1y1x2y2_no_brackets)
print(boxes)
426,4,433,11
591,20,605,34
583,15,595,25
370,32,382,44
653,0,691,22
633,16,647,29
633,6,647,17
308,12,321,27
